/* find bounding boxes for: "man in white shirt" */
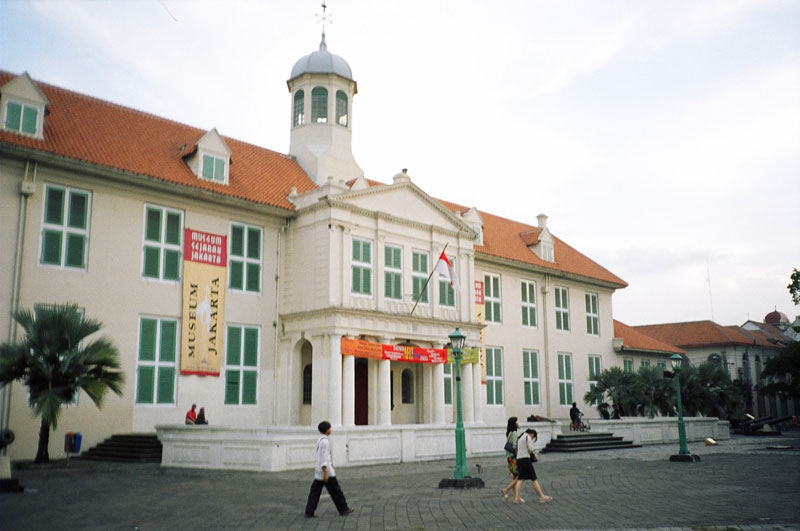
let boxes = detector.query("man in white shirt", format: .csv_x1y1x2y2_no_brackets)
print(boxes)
304,421,355,518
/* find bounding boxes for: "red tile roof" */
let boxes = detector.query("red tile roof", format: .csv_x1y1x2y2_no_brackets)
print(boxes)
0,71,316,210
613,320,684,355
438,200,627,288
634,321,779,350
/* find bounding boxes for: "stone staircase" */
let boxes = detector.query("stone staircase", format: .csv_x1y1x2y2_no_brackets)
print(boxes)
80,433,162,463
543,432,640,453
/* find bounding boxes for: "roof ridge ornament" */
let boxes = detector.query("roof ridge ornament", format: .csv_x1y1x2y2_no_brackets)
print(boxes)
317,2,332,52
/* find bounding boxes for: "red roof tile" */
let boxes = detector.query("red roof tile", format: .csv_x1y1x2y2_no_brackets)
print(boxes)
614,320,684,355
0,71,316,210
634,321,778,350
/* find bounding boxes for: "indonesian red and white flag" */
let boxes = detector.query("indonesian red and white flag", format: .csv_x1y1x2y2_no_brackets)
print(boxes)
434,251,459,291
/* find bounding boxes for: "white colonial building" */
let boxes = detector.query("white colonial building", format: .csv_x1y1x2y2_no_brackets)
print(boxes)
2,37,713,470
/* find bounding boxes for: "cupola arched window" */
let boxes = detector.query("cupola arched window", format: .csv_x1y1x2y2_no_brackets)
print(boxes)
311,87,328,123
293,90,305,127
401,369,414,404
336,90,348,126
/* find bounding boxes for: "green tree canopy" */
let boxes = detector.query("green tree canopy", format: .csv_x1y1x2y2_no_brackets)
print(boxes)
0,303,124,462
759,341,800,399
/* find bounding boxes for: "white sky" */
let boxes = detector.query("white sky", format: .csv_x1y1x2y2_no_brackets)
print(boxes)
2,0,798,327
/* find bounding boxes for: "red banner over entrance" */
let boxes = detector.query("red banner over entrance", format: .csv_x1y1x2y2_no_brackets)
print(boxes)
341,337,447,364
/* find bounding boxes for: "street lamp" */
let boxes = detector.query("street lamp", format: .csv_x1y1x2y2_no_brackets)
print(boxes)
669,353,699,462
448,327,470,480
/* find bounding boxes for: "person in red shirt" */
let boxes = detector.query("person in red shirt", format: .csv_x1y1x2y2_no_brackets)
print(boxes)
185,404,197,425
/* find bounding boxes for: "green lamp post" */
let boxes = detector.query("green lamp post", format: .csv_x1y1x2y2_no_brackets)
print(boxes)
669,353,699,462
449,327,470,479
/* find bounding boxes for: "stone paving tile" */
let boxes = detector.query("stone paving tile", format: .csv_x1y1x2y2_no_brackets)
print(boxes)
1,433,799,530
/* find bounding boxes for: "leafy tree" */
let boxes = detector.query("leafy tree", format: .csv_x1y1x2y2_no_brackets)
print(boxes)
677,362,743,418
583,366,638,415
0,304,124,463
759,341,800,399
634,365,674,417
789,268,800,305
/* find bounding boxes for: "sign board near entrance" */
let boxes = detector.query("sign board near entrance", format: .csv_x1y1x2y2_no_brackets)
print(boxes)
341,337,448,364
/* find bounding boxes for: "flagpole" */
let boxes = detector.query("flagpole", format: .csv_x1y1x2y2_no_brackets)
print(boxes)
410,243,447,315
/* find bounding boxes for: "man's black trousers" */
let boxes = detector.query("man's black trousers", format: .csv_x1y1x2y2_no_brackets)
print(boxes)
304,477,349,516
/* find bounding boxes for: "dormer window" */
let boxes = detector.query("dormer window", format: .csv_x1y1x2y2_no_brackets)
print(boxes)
336,90,348,126
542,242,554,262
311,87,328,123
4,100,40,136
201,153,227,183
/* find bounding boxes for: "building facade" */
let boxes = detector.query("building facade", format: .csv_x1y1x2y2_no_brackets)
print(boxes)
1,39,633,462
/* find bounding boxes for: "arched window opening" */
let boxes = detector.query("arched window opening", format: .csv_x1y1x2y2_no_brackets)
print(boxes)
708,354,722,367
302,364,312,404
293,90,305,127
401,369,414,404
311,87,328,123
336,90,348,126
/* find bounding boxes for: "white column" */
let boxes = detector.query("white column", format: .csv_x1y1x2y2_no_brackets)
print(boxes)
328,334,342,426
342,353,355,426
433,362,445,424
462,362,475,423
472,362,484,423
378,359,392,425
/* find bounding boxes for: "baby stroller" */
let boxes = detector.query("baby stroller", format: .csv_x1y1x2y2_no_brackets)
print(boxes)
569,413,591,432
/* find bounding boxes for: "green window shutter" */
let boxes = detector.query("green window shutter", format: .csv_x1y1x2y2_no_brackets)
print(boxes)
352,267,362,294
243,328,258,366
531,354,538,378
523,353,530,378
486,380,494,405
246,263,260,292
136,366,155,404
227,326,241,365
231,225,244,257
230,261,243,289
352,240,360,261
139,319,157,361
45,187,64,225
143,247,160,278
5,101,21,130
522,305,529,326
559,382,566,405
165,212,181,245
21,106,38,134
202,155,214,179
242,371,257,404
65,234,85,268
363,268,372,294
246,227,260,259
41,230,62,265
214,157,225,181
225,370,240,404
163,250,180,280
160,321,177,362
524,381,532,405
558,355,564,379
156,367,175,404
145,208,161,242
531,382,539,405
68,192,87,229
565,355,572,379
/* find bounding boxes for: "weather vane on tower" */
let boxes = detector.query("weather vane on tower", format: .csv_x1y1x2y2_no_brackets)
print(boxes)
316,2,332,50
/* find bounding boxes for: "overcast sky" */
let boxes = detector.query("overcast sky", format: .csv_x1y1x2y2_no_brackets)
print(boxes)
2,0,798,327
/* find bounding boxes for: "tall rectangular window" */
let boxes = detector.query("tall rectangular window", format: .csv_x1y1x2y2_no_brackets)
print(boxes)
641,359,650,368
521,280,537,327
555,286,570,331
585,292,599,335
40,184,91,269
623,358,633,373
588,355,602,406
438,255,455,307
443,363,453,405
351,238,372,295
136,317,177,405
201,154,227,183
486,347,504,405
4,100,39,135
484,274,501,323
523,349,540,406
412,251,429,304
558,352,573,406
384,245,402,300
142,205,182,281
656,360,667,369
229,223,261,292
225,325,259,405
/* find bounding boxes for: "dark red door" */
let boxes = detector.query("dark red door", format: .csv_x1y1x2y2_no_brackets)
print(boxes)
354,359,368,425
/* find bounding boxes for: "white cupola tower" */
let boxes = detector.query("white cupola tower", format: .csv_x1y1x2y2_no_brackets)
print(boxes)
287,28,363,185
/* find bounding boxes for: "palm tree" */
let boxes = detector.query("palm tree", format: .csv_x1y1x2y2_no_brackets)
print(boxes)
635,365,674,418
583,366,638,414
0,304,124,463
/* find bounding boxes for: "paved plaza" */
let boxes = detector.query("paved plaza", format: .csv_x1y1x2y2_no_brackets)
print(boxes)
1,432,799,530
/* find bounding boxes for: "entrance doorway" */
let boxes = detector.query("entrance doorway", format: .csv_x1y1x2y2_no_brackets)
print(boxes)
354,359,368,425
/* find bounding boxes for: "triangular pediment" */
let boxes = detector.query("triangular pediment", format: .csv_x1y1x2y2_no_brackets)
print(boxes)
337,176,472,234
1,72,49,107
